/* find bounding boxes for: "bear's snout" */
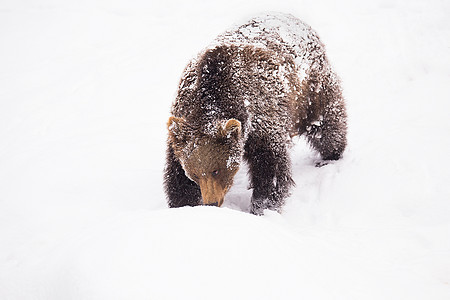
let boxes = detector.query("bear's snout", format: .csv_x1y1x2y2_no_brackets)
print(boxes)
199,178,225,207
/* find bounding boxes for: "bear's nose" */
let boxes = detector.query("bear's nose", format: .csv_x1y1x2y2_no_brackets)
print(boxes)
205,202,219,207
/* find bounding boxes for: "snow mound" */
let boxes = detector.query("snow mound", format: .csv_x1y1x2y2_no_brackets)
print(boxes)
2,207,445,300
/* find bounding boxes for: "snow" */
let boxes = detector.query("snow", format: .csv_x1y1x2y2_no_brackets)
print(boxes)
1,0,450,299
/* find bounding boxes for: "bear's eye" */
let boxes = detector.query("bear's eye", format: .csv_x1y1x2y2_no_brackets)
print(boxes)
212,170,219,177
192,174,199,181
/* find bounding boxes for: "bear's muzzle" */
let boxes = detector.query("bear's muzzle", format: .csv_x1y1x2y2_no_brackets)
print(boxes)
199,178,225,207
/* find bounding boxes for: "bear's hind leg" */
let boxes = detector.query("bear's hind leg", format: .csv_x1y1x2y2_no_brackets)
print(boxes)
164,145,202,208
306,72,347,161
244,135,295,215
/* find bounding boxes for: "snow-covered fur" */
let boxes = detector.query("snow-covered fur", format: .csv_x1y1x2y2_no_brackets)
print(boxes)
164,13,347,214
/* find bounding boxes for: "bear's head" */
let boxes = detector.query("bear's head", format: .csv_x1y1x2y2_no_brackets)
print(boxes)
167,116,244,207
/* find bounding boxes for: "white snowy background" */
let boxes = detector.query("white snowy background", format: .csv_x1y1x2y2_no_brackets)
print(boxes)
1,0,449,299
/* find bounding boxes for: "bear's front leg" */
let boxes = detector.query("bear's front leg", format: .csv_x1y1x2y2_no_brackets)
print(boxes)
244,135,295,215
164,144,202,208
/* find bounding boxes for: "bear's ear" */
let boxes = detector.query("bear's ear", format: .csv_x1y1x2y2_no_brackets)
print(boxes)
219,119,241,139
167,116,188,146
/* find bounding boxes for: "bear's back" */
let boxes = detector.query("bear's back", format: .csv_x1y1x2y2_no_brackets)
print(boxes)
212,13,325,83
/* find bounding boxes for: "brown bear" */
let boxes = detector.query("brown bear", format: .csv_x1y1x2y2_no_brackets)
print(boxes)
164,13,347,215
